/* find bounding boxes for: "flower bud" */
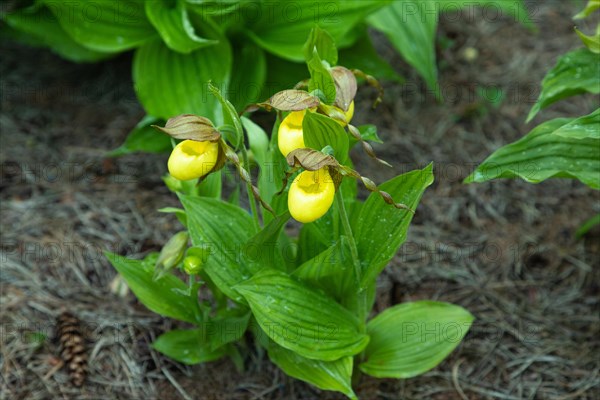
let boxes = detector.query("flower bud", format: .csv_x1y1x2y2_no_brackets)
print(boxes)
288,167,335,223
183,245,211,275
154,231,189,280
168,140,219,181
278,109,307,156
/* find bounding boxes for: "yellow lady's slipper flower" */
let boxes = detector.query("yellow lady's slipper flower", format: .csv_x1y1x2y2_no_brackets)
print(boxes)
288,167,336,223
336,100,354,126
278,109,307,156
168,140,219,181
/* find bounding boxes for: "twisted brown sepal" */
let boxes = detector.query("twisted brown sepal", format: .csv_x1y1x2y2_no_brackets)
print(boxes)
222,140,275,215
281,148,413,213
331,66,357,112
347,124,392,168
244,89,320,114
351,69,384,108
152,114,221,142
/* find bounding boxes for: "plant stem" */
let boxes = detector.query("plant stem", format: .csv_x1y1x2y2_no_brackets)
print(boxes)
335,188,367,330
240,145,261,232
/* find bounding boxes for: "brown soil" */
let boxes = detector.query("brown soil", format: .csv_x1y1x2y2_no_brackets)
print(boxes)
1,1,599,399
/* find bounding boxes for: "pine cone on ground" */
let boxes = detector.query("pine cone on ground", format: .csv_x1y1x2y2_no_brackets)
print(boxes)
55,311,87,387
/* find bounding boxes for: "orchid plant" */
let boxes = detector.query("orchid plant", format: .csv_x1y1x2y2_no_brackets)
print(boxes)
107,27,473,399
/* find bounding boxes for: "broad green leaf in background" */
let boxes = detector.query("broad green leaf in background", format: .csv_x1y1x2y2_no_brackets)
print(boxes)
152,328,227,364
447,0,534,29
229,42,267,111
145,0,217,53
527,48,600,122
179,195,256,303
368,0,439,96
247,0,390,62
105,252,201,324
107,115,171,156
465,117,600,189
4,6,114,62
205,311,251,351
196,171,222,198
574,0,600,19
235,269,369,361
242,117,269,166
267,341,357,399
354,164,434,286
303,112,349,163
243,211,291,271
575,25,600,54
260,53,310,100
552,108,600,140
303,25,338,65
133,20,231,122
46,0,157,52
293,236,356,307
360,301,474,378
338,31,403,83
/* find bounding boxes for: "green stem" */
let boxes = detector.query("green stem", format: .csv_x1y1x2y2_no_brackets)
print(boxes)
240,145,261,232
335,188,367,330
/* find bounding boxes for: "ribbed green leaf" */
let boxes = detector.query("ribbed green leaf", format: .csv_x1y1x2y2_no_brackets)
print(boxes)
304,25,338,65
354,164,434,286
267,342,357,399
152,328,226,365
360,301,473,378
553,108,600,140
574,0,600,19
230,42,267,111
5,6,114,62
235,269,369,361
133,30,231,121
527,48,600,122
247,0,389,62
293,236,356,307
303,112,349,163
179,195,256,303
575,26,600,54
243,211,291,272
465,117,600,189
145,0,216,53
108,115,171,156
46,0,157,52
307,50,336,104
368,1,438,95
242,117,269,166
105,252,201,324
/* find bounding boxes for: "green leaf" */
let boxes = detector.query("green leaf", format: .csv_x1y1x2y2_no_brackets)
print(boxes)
574,0,600,19
267,341,357,399
446,0,534,29
553,108,600,140
303,112,349,163
152,328,226,364
205,310,251,351
234,269,369,361
354,164,434,286
247,0,389,62
465,117,600,189
576,213,600,238
243,211,291,271
229,41,267,111
133,21,231,121
145,0,217,53
105,252,201,324
158,207,187,227
179,195,256,303
368,1,439,96
196,171,222,198
5,6,114,62
360,301,474,378
242,117,269,166
293,236,355,307
338,30,403,83
260,53,310,101
349,125,383,147
46,0,157,52
575,25,600,54
307,50,336,104
107,115,171,156
527,48,600,122
304,25,338,65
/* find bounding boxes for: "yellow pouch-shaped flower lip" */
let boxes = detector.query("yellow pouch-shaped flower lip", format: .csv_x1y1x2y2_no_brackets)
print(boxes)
288,167,336,223
168,140,220,181
278,109,308,157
